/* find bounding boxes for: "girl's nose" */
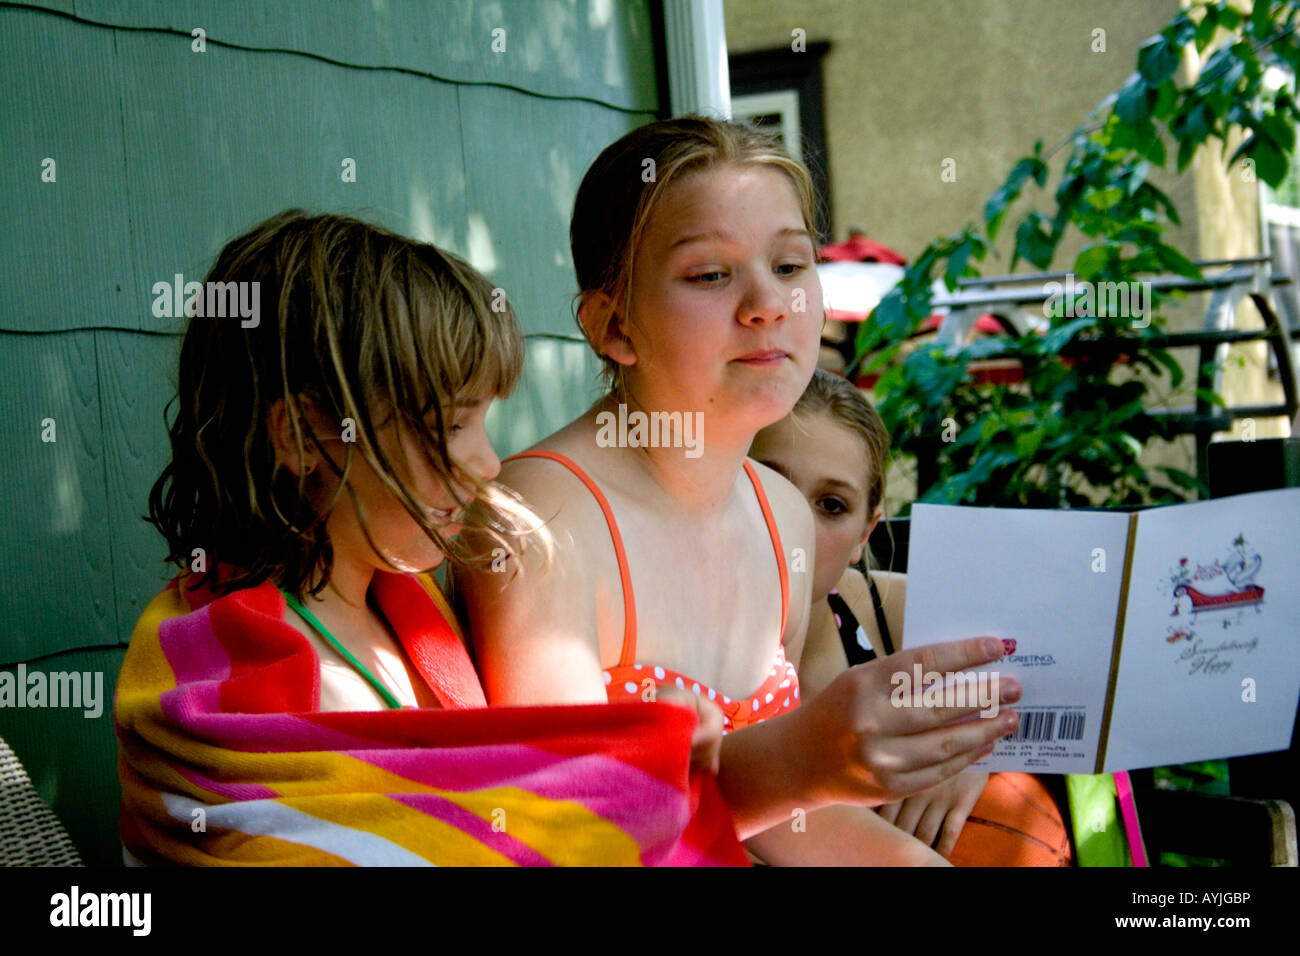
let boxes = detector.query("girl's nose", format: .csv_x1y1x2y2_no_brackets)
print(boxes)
472,435,502,483
738,272,788,326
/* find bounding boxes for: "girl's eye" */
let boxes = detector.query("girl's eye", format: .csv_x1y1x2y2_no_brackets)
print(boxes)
687,271,726,283
817,496,848,517
424,411,465,434
775,262,806,277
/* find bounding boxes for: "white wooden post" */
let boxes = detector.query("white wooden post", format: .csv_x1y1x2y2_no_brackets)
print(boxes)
662,0,731,118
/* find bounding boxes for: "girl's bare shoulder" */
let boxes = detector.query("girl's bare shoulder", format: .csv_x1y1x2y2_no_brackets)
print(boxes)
835,566,871,604
746,457,813,543
497,426,609,534
838,566,906,599
836,566,907,652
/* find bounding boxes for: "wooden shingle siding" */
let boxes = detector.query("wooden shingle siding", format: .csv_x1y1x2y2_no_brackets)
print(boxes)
97,331,185,641
26,0,658,110
461,88,623,337
0,7,135,334
116,30,472,335
494,338,608,458
0,333,119,661
0,0,661,836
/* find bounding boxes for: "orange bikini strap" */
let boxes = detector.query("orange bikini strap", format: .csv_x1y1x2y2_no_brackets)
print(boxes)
742,460,790,639
504,450,638,667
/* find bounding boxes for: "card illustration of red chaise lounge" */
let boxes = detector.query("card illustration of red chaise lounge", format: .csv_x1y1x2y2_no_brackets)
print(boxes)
1169,534,1265,617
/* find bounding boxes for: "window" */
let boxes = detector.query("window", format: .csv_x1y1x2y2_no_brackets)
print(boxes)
731,90,803,161
729,41,832,240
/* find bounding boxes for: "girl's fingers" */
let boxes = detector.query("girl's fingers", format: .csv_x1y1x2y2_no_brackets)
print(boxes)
894,637,1010,679
801,638,1021,807
656,685,725,775
891,739,998,800
654,684,698,711
699,695,725,737
695,698,724,775
875,708,1018,776
916,672,1021,728
856,638,1021,730
914,802,948,848
893,796,928,837
935,812,968,858
876,800,901,825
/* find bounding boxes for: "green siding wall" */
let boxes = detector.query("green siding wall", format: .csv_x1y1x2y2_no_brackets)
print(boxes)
0,0,659,865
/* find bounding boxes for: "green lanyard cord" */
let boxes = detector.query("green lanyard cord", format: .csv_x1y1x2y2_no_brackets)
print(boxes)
280,589,404,710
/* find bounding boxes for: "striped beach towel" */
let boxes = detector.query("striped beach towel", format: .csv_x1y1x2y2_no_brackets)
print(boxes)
115,571,748,866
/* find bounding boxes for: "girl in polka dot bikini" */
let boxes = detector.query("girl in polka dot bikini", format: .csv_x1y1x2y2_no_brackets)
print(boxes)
457,117,1021,864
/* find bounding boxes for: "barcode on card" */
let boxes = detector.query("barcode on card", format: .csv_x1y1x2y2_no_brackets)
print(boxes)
1058,712,1086,740
1006,711,1086,742
1009,710,1056,741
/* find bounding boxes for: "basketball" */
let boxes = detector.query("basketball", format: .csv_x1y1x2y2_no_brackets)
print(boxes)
947,773,1073,867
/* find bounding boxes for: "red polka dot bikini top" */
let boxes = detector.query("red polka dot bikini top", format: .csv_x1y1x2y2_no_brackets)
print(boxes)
505,450,799,734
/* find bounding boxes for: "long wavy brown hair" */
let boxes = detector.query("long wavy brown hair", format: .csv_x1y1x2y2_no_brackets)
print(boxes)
147,209,542,600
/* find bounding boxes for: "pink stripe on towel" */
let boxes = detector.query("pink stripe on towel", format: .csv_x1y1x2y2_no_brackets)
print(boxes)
1114,771,1148,867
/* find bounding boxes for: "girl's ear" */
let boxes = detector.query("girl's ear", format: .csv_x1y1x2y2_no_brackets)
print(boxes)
577,291,638,368
267,396,319,477
849,506,884,565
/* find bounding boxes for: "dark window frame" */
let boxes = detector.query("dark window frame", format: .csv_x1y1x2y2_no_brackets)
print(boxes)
729,41,833,242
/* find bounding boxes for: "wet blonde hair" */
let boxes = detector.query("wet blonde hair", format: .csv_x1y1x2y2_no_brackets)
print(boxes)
570,116,822,396
148,209,542,600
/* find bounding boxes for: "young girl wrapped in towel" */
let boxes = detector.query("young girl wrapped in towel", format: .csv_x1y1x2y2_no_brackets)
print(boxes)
114,210,747,866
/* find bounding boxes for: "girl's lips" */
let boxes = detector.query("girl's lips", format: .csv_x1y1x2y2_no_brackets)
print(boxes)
734,350,788,366
426,506,463,525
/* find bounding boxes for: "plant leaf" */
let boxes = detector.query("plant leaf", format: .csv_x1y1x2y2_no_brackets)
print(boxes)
1117,74,1150,123
1075,243,1116,280
1197,45,1244,97
1043,316,1098,354
1134,181,1181,224
1085,185,1125,209
1155,242,1201,278
945,238,973,288
984,157,1046,241
1139,37,1180,85
1262,111,1296,153
1154,79,1179,120
1143,134,1168,166
1150,347,1185,389
1013,214,1057,270
1248,132,1288,187
1196,387,1227,407
1195,5,1219,51
1251,0,1275,38
1159,466,1207,495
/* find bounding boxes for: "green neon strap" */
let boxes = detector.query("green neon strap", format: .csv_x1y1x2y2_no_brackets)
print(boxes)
280,589,404,710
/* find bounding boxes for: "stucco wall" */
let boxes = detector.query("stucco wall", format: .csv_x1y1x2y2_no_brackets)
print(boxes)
725,0,1288,501
724,0,1195,261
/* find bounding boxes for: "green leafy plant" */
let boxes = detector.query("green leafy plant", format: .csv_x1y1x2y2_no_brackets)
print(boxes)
854,0,1300,510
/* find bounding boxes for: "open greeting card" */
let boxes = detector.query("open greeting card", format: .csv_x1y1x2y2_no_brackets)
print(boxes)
902,488,1300,773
